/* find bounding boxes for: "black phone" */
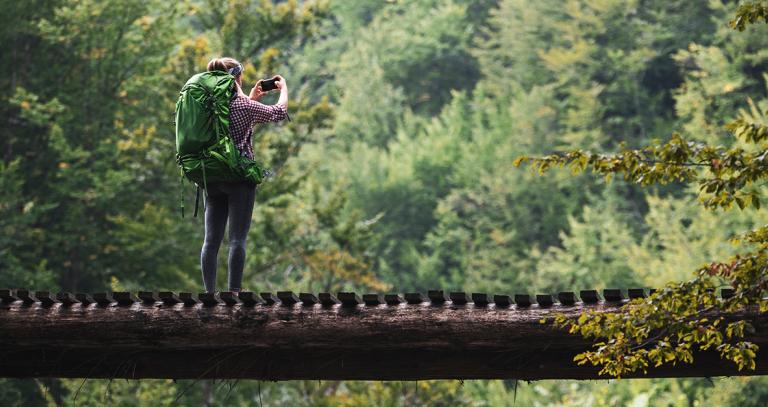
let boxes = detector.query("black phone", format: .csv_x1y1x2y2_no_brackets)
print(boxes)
260,77,278,91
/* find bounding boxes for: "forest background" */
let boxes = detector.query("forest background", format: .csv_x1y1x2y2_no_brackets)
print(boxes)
3,0,768,405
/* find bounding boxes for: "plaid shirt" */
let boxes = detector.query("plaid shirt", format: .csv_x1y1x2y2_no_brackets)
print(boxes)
229,94,287,159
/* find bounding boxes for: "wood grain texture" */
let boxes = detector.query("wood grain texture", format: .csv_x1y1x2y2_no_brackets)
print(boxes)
0,292,766,380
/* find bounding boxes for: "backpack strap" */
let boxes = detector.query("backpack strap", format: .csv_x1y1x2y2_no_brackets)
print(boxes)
179,169,185,218
200,156,208,215
201,156,208,191
193,185,201,218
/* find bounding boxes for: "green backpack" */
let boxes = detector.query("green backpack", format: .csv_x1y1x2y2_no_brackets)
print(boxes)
174,70,265,216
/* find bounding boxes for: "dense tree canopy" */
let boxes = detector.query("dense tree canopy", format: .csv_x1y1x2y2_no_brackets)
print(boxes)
516,2,768,378
4,0,768,405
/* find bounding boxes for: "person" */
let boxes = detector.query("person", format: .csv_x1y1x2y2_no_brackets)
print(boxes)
200,57,288,294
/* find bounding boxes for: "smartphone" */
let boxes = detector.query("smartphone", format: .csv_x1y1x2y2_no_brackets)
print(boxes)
260,77,278,91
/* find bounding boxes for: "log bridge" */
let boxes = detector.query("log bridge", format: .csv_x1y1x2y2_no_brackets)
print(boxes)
0,288,766,381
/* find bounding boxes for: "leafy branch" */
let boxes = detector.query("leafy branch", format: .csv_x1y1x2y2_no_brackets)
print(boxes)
517,2,768,377
514,122,768,211
730,1,768,31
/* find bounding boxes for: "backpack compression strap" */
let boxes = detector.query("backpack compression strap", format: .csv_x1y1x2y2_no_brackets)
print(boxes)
193,186,201,218
179,169,185,218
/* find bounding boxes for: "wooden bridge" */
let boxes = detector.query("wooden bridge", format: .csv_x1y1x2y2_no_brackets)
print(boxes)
1,288,766,381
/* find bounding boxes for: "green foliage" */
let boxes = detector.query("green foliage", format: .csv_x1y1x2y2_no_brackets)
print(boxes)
0,160,57,288
708,377,768,406
7,0,768,404
731,1,768,31
521,3,768,377
195,0,329,75
0,379,49,407
476,0,715,150
247,176,389,293
1,0,189,291
333,0,480,146
553,279,762,376
514,121,768,211
629,194,768,286
534,198,640,293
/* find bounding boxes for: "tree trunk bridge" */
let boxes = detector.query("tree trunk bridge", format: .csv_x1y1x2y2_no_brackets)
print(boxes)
0,288,766,381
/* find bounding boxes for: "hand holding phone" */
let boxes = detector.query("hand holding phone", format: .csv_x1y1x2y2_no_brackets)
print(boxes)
259,75,286,92
250,81,265,100
259,77,279,92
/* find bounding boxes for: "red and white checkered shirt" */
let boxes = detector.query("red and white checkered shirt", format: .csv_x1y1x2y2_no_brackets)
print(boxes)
229,94,287,159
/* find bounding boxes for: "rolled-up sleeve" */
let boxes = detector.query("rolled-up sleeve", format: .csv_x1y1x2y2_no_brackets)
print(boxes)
246,99,287,124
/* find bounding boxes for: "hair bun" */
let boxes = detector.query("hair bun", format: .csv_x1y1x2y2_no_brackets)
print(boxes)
206,57,241,75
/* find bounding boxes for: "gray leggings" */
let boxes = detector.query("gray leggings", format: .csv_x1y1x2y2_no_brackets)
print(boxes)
200,181,256,292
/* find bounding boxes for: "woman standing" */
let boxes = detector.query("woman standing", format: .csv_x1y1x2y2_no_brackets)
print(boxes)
200,57,288,294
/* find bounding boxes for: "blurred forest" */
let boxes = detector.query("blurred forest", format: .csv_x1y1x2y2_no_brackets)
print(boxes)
2,0,768,405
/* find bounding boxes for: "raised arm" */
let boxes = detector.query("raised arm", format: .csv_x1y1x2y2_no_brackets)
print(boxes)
273,75,288,109
247,75,288,123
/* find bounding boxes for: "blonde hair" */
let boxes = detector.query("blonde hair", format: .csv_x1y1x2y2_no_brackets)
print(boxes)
206,57,242,77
